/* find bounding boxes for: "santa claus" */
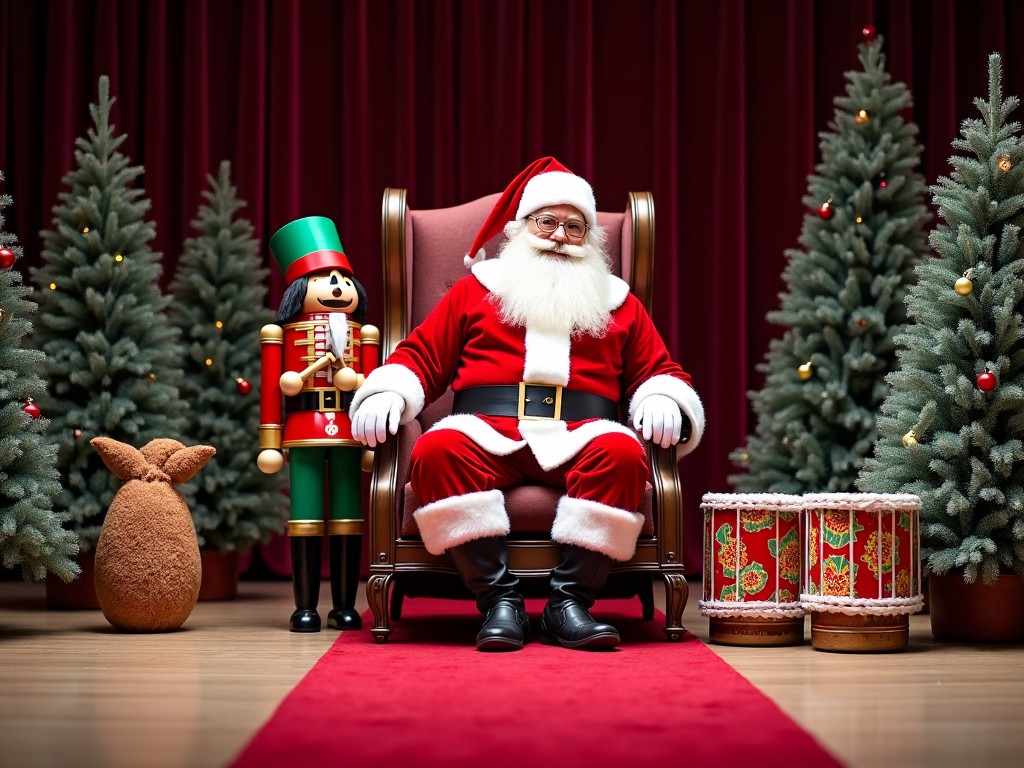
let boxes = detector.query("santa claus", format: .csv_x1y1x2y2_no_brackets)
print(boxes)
350,157,704,651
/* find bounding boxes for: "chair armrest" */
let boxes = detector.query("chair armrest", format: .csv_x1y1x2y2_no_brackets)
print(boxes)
648,442,685,571
367,420,422,568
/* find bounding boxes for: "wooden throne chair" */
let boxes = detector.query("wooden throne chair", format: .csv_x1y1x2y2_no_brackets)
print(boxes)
365,187,689,642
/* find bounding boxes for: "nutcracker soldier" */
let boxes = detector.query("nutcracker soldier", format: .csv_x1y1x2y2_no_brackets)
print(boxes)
257,216,379,632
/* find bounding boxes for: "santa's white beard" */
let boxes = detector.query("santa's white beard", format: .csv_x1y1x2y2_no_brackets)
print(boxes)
491,229,613,338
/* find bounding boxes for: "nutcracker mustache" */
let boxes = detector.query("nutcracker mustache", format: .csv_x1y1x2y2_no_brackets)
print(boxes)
492,225,612,338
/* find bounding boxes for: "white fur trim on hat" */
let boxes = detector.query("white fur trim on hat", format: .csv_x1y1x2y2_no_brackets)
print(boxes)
464,248,486,269
515,171,597,228
412,489,509,555
550,495,645,562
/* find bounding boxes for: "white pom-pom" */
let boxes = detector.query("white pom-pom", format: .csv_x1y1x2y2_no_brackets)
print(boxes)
464,248,486,269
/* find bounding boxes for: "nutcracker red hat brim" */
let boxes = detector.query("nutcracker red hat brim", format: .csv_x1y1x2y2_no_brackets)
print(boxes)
464,156,596,268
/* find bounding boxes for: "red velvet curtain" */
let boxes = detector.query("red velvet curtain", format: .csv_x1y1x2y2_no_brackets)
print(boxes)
3,0,1023,574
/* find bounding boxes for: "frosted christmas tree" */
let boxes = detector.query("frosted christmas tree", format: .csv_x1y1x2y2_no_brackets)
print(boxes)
168,161,287,553
0,172,79,581
731,30,930,493
859,54,1024,585
32,76,186,551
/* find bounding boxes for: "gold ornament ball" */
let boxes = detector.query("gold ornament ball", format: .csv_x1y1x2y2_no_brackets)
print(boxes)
257,449,285,474
902,430,918,448
997,154,1012,172
855,109,869,124
279,370,304,396
333,366,359,392
954,276,974,295
797,362,813,381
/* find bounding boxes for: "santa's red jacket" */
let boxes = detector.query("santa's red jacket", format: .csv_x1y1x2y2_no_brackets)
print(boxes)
349,260,704,468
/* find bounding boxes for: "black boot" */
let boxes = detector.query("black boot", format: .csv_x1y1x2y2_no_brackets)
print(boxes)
446,536,530,651
289,536,322,632
327,535,362,630
540,544,621,649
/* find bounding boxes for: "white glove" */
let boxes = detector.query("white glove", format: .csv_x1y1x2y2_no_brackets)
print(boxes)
351,392,405,448
632,394,684,449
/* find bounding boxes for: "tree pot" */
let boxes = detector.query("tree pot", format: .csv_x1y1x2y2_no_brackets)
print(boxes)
45,549,100,610
197,549,242,601
928,572,1024,642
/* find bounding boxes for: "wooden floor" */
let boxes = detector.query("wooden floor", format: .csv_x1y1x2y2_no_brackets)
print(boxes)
1,577,1023,768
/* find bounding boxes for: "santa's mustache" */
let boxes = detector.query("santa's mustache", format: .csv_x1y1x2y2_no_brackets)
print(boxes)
523,232,589,259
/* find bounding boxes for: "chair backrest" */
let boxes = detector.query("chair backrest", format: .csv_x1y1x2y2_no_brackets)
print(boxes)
380,188,655,429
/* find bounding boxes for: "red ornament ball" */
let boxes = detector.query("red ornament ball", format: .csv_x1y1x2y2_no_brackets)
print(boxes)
977,370,997,392
817,202,833,220
862,25,877,42
236,377,253,395
23,400,41,419
0,247,15,269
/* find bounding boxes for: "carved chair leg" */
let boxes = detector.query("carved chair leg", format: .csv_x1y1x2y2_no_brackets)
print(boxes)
366,573,393,643
661,572,689,642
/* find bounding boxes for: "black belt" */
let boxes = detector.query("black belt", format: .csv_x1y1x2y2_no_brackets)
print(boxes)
453,384,619,422
286,390,353,413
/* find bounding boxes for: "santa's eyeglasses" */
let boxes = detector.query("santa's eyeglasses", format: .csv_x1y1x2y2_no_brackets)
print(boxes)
526,214,589,240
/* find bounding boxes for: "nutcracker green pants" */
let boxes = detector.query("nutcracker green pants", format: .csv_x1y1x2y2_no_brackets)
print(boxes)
288,446,362,522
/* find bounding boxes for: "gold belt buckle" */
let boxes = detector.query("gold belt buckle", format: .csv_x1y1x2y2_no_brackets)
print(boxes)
318,390,341,412
517,382,563,421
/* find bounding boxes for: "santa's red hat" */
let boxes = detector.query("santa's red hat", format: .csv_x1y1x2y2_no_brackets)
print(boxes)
465,156,597,268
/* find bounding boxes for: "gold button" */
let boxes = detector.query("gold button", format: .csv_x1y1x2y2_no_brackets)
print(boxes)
544,397,554,404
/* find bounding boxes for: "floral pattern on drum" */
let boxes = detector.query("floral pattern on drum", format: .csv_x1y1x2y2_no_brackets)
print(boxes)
768,524,801,593
710,510,800,602
805,503,917,601
821,555,855,596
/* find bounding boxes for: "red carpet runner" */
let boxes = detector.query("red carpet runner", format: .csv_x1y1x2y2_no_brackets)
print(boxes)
229,598,843,768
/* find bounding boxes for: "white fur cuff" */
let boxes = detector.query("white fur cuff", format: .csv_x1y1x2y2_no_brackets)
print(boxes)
349,363,426,425
412,489,509,555
550,495,645,562
629,374,705,456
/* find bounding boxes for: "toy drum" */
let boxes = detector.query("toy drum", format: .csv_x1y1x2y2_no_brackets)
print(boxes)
699,493,805,646
801,493,923,652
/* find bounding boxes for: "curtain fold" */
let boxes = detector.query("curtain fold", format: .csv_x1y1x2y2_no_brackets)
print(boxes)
2,0,1018,573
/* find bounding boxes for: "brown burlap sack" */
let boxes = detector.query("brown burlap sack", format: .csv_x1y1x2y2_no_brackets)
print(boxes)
91,437,216,632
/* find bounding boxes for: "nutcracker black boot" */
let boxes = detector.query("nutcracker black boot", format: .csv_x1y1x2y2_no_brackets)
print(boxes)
289,536,322,632
446,536,530,651
540,544,621,649
327,534,362,630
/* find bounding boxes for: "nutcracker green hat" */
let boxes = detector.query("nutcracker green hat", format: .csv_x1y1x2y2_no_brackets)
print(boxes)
269,216,353,284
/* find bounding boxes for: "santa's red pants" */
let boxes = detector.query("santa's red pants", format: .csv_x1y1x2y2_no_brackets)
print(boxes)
410,428,648,511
